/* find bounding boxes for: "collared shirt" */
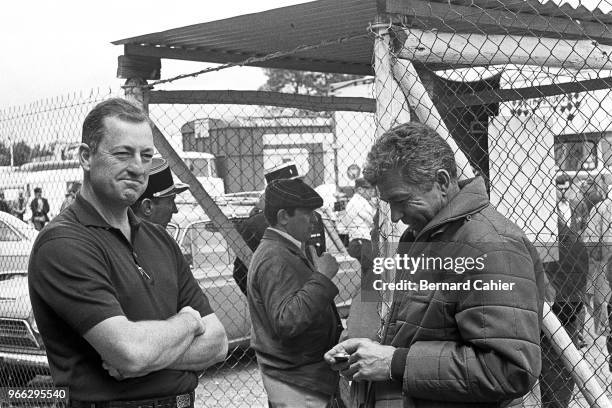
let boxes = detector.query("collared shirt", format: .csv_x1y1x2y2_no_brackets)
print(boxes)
558,199,572,225
344,193,375,240
268,227,303,252
28,194,213,401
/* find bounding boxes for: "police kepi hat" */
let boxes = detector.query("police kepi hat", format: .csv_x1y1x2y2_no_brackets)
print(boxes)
140,158,190,200
265,179,323,211
264,161,301,183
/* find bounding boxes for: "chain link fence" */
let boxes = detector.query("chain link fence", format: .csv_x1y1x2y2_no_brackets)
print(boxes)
1,4,612,407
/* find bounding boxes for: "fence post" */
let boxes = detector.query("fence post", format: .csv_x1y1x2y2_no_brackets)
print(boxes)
123,78,150,115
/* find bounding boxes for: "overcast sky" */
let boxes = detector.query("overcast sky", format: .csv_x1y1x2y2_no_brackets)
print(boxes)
0,0,312,108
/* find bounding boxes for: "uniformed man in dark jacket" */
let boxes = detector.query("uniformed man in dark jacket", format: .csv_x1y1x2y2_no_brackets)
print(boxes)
233,162,326,295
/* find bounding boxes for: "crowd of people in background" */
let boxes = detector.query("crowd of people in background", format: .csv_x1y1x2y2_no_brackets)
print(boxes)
0,187,50,229
0,182,81,230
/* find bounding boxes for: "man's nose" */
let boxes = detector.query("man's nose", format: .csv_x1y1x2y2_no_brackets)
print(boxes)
390,206,403,223
127,155,147,175
172,200,178,214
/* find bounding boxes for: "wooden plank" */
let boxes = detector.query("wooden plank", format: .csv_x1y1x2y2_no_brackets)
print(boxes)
117,55,161,80
441,76,612,108
124,44,374,76
386,0,612,45
542,302,612,408
149,90,376,112
395,28,612,70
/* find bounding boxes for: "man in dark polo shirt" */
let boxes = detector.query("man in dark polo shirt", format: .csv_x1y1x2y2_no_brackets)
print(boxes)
28,98,228,407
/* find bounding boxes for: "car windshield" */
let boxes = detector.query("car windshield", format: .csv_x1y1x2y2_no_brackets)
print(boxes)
0,215,37,242
0,221,22,242
181,221,234,277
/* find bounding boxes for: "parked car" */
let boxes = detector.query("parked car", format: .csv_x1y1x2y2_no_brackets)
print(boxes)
0,202,360,385
0,212,37,272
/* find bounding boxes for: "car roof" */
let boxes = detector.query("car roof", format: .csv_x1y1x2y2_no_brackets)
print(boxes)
0,212,38,241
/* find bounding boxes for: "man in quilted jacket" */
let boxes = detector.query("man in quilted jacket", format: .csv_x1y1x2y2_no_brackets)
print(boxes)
324,122,545,408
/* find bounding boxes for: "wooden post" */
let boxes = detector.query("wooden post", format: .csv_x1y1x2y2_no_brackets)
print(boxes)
124,78,150,115
395,28,612,70
373,23,411,137
373,20,412,271
348,20,412,340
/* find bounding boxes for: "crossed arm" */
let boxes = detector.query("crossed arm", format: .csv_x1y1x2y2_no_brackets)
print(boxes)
85,309,228,379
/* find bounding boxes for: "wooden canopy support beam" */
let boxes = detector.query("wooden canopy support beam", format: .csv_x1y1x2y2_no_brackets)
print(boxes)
392,58,474,179
123,44,373,76
117,55,161,80
149,90,376,112
386,0,612,45
542,302,612,408
440,76,612,109
394,28,612,71
151,124,253,266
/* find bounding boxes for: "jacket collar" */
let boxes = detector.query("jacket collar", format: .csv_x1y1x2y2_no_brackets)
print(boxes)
415,177,489,241
71,193,142,231
262,228,311,263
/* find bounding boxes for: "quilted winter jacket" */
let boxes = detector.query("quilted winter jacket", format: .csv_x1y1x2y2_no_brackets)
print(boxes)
370,177,545,408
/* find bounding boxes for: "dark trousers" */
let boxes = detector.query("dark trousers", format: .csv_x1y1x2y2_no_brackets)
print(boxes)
540,301,583,408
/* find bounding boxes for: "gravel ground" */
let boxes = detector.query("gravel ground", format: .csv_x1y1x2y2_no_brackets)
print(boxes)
195,348,267,408
196,327,612,408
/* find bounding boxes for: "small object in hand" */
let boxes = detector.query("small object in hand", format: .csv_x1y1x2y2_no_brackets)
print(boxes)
333,352,350,362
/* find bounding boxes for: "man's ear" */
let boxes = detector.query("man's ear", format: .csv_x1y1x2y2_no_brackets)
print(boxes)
277,209,289,226
435,169,452,195
140,199,153,216
78,143,92,171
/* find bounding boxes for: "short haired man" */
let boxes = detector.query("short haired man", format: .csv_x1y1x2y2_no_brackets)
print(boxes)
131,158,189,228
28,98,228,407
247,178,342,407
30,187,50,230
325,122,544,408
345,178,377,285
0,191,10,214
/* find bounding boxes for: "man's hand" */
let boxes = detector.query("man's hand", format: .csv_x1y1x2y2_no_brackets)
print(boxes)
179,306,206,336
324,338,396,382
308,247,339,279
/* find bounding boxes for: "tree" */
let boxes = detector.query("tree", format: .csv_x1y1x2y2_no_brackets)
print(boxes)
259,69,360,96
12,141,32,167
0,142,9,166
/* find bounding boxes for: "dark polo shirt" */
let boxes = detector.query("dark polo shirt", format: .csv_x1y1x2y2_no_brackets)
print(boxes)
28,194,213,401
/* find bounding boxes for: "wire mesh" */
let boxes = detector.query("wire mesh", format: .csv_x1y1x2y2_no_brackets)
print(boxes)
1,1,612,406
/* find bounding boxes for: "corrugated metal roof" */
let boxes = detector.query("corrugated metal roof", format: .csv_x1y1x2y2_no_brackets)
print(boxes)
113,0,612,76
